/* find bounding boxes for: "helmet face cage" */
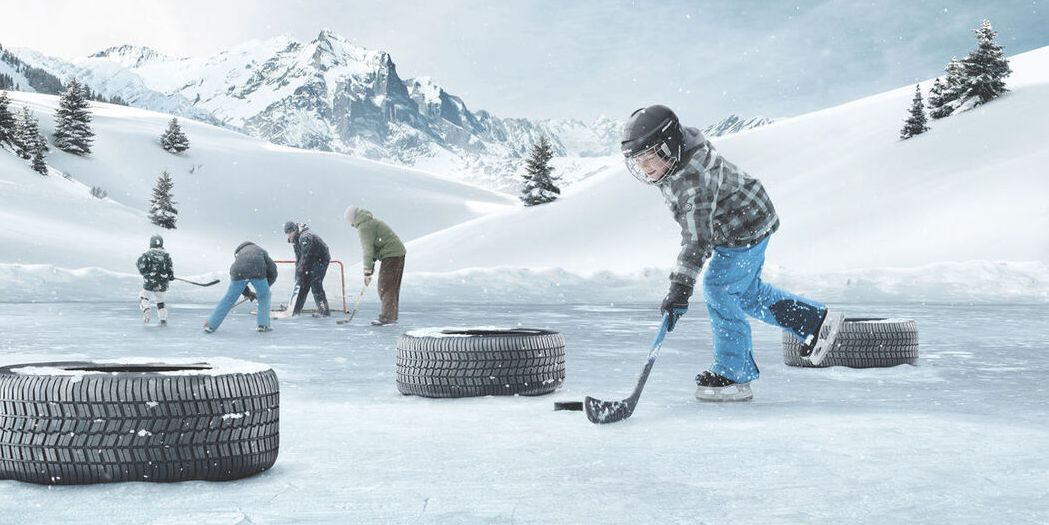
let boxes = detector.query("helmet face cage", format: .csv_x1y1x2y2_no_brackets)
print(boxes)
625,139,681,185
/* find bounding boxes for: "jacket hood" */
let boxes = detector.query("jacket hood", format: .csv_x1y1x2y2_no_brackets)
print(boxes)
234,241,256,255
682,126,704,153
352,209,373,228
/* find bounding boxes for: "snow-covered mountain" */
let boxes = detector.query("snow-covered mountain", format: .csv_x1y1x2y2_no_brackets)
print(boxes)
7,32,606,191
7,32,770,193
702,114,776,137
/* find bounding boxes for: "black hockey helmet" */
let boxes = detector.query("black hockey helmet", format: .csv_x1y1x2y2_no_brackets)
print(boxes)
150,234,164,249
620,104,685,185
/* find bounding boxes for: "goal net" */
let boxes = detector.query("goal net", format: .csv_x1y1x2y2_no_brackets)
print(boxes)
269,260,349,313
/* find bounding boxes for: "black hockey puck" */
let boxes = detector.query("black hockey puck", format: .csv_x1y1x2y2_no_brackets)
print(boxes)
554,401,583,411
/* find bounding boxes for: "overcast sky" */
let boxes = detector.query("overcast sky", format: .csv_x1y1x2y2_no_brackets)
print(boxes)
2,0,1046,124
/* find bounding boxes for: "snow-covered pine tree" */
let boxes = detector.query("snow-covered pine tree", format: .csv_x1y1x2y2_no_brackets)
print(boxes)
520,135,560,206
932,58,966,119
14,107,40,160
926,78,946,119
900,85,930,140
961,19,1012,106
149,170,178,229
160,117,190,153
0,91,14,147
52,79,95,155
31,135,48,175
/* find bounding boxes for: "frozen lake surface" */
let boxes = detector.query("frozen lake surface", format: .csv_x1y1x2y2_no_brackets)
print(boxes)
1,301,1047,523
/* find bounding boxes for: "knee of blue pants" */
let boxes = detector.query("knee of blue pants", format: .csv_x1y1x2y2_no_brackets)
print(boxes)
703,282,744,314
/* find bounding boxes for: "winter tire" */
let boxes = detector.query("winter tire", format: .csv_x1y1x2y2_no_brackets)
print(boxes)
783,318,919,368
397,328,566,398
0,358,279,485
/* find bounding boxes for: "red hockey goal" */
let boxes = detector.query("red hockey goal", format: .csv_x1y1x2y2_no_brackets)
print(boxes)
271,259,349,313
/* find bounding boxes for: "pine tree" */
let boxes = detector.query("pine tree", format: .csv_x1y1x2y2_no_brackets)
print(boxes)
900,85,930,140
519,135,560,206
0,91,14,147
931,58,966,119
960,19,1012,106
160,117,190,153
31,136,48,175
52,79,95,155
926,78,946,119
14,107,40,160
149,170,178,229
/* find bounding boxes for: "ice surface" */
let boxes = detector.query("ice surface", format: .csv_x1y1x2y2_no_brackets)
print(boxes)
1,301,1046,523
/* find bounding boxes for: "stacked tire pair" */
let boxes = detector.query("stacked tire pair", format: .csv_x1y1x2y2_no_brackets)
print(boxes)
783,318,919,368
0,360,279,485
397,329,566,398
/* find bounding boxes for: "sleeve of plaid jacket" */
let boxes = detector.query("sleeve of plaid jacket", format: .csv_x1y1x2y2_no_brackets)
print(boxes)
668,141,723,288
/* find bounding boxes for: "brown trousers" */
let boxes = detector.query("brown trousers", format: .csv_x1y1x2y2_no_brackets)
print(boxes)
377,255,405,322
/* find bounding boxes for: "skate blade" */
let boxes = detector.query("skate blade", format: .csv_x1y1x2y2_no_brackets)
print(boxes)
695,383,753,402
806,312,845,366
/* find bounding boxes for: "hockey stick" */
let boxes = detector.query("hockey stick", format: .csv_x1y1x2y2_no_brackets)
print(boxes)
583,314,671,424
174,276,220,287
336,284,368,325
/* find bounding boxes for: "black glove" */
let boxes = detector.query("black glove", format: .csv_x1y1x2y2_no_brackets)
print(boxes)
661,282,693,332
242,288,258,302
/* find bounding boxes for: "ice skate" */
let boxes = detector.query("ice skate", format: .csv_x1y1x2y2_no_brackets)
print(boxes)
802,310,846,366
695,371,753,402
257,325,272,333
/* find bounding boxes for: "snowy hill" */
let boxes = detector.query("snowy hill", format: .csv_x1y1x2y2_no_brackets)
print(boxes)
402,45,1049,302
7,33,771,194
0,91,515,296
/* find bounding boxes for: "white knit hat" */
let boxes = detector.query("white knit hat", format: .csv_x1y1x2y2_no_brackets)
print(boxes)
344,205,359,224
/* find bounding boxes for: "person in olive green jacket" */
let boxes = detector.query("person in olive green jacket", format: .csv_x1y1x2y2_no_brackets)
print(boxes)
344,206,407,326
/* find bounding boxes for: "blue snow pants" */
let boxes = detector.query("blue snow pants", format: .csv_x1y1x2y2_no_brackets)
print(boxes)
207,279,271,331
703,236,826,384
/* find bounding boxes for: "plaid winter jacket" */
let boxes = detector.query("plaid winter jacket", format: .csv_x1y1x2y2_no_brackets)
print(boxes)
658,127,780,287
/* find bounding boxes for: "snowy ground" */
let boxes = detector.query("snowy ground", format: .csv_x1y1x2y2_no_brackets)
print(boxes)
1,301,1047,523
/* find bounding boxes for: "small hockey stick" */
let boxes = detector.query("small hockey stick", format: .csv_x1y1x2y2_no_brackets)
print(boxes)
174,277,220,287
584,314,671,424
336,284,369,325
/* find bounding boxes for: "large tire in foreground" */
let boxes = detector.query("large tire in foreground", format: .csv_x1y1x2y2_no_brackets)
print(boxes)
397,328,566,398
0,358,279,485
783,318,919,368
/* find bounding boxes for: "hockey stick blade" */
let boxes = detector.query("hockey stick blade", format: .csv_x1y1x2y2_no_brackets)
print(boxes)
584,315,670,424
174,277,220,287
337,285,368,325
